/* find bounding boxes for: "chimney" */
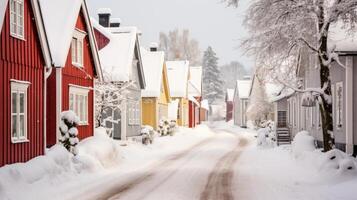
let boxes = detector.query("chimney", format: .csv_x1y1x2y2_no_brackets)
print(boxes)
110,18,121,28
97,8,112,27
149,42,158,52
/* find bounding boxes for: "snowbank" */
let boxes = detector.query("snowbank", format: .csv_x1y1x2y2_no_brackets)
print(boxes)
0,128,121,199
291,131,316,158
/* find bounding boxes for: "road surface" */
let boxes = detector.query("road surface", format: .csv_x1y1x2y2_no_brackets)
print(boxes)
90,130,249,200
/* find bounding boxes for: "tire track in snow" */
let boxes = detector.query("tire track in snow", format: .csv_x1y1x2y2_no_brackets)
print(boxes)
200,138,248,200
94,137,215,200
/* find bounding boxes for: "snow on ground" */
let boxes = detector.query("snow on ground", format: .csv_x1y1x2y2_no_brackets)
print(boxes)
233,129,357,200
0,125,217,200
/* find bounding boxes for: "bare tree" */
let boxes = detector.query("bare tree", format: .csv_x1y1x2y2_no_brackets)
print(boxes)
159,29,202,65
226,0,357,151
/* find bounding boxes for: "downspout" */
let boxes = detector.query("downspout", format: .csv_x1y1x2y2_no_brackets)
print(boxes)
346,56,354,154
44,66,53,152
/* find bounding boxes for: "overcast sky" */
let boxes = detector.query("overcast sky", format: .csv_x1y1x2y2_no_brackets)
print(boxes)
87,0,254,70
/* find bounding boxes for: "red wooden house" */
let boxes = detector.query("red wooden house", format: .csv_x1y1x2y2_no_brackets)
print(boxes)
225,89,234,122
188,66,202,128
0,0,52,166
37,0,102,147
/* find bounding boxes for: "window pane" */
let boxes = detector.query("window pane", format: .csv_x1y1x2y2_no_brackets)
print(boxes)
19,3,23,16
72,38,77,63
19,93,24,113
12,115,17,138
12,92,17,113
19,115,25,137
69,93,74,110
79,95,83,121
75,94,79,116
10,0,15,12
78,40,83,65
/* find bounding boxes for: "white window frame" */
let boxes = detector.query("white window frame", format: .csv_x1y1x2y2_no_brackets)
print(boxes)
11,81,29,143
10,0,24,40
71,29,86,67
335,82,343,129
69,86,89,125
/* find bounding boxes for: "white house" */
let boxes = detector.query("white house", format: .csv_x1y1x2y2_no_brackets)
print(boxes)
233,78,252,127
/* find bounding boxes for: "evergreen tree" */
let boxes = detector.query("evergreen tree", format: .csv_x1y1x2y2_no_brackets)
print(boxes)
202,46,224,104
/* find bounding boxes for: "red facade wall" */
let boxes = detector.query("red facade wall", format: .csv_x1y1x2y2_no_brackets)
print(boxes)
0,0,45,166
94,28,110,50
62,12,95,140
226,101,233,122
189,101,197,128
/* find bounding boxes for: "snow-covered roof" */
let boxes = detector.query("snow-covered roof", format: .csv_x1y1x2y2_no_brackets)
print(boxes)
328,22,357,52
188,95,200,106
0,0,8,31
97,8,112,14
140,47,165,97
38,0,83,67
236,80,251,99
166,61,190,98
92,18,139,82
201,99,209,110
188,66,202,97
226,89,234,102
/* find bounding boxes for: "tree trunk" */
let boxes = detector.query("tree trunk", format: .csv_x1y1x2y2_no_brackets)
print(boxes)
318,14,335,152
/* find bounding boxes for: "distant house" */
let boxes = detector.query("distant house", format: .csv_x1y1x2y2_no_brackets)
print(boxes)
166,61,190,127
225,89,234,122
140,45,171,130
233,79,251,127
92,10,145,140
0,0,52,166
39,0,103,147
200,100,209,122
188,66,203,128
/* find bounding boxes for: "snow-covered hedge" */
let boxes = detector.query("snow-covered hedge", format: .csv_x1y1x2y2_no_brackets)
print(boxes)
158,119,177,136
141,125,156,145
59,111,80,155
256,121,276,148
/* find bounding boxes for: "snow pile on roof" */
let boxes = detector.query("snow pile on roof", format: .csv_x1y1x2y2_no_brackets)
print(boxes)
236,80,252,99
188,66,202,97
226,89,234,102
97,8,112,14
38,0,82,67
92,18,138,82
329,22,357,52
140,47,165,97
200,99,209,110
0,0,8,31
166,61,189,97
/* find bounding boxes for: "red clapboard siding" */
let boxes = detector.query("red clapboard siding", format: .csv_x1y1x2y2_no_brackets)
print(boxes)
46,69,57,147
94,28,110,50
62,11,95,140
0,0,45,167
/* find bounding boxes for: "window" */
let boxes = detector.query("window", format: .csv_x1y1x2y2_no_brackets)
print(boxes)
10,0,24,39
69,86,89,125
71,30,86,67
335,82,343,129
128,101,140,125
277,111,287,128
11,81,29,143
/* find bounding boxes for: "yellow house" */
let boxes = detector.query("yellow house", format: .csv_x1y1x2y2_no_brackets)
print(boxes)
166,60,190,127
141,47,171,129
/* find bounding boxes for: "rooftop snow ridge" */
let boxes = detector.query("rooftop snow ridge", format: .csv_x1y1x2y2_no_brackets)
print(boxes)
97,8,112,15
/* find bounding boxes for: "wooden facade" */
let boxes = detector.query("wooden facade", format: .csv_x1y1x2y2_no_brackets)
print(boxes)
46,10,97,147
0,0,46,166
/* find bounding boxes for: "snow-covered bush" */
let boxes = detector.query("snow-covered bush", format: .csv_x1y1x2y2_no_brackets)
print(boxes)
59,111,80,155
256,124,276,148
158,119,177,136
141,126,155,145
291,131,316,158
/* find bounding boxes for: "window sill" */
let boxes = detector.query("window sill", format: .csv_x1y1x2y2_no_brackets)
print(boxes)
78,123,89,126
72,62,84,68
10,33,25,41
11,138,29,144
